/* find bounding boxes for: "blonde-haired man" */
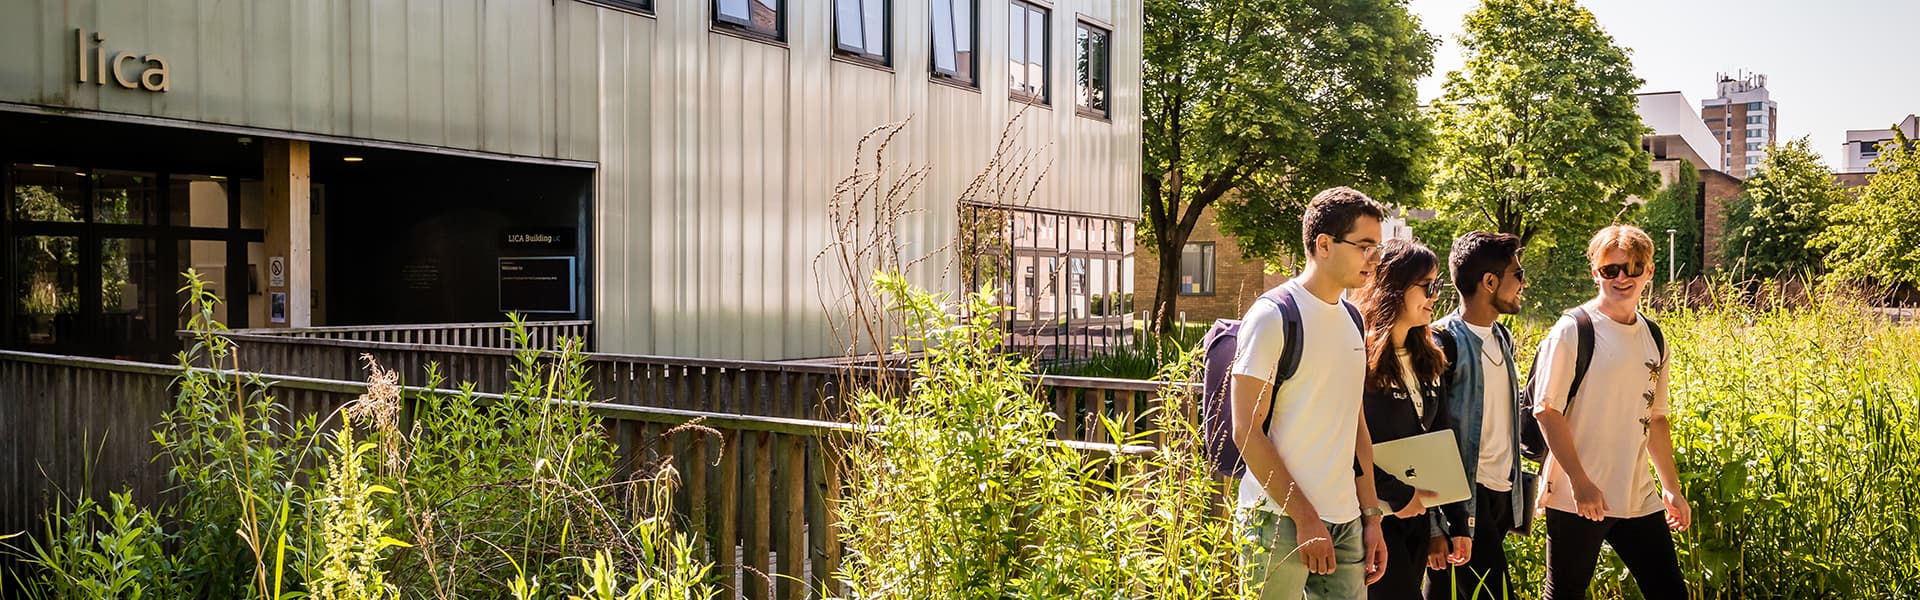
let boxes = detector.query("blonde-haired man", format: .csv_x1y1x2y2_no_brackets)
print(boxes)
1530,224,1690,599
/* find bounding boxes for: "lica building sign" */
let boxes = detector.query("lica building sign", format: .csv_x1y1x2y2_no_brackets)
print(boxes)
74,28,169,92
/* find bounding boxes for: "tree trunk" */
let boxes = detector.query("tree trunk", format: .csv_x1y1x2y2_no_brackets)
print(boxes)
1152,234,1186,334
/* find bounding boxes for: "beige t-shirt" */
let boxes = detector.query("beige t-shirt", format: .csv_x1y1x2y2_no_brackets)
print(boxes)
1533,304,1672,519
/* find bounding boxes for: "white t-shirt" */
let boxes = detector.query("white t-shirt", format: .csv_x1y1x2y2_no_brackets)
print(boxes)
1231,280,1365,524
1395,350,1424,419
1533,304,1672,519
1466,322,1514,492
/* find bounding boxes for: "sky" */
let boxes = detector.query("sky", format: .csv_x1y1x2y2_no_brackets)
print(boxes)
1409,0,1920,169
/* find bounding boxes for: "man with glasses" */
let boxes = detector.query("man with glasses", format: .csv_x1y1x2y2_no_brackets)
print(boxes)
1230,186,1390,599
1427,231,1529,599
1531,224,1689,599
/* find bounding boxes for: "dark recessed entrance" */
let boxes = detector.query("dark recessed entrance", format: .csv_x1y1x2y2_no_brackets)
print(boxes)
2,112,593,362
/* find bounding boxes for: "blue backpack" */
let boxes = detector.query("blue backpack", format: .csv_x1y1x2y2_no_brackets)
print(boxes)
1199,286,1363,478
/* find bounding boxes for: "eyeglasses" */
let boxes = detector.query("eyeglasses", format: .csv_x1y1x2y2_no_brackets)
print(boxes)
1596,263,1647,280
1331,236,1381,259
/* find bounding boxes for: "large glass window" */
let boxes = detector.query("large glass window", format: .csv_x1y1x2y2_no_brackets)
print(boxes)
1075,21,1110,117
835,0,889,64
715,0,781,41
931,0,976,85
1009,1,1048,102
962,205,1134,363
1180,243,1215,295
5,163,259,360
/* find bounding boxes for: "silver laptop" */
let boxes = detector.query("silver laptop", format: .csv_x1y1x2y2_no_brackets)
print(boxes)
1371,429,1471,509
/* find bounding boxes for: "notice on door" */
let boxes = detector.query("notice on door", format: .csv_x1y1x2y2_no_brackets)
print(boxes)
498,256,576,314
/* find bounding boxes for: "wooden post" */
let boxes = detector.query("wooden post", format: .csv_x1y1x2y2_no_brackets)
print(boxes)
263,139,312,327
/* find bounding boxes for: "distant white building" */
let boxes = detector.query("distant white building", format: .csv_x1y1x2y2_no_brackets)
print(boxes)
1638,91,1724,175
1841,114,1918,174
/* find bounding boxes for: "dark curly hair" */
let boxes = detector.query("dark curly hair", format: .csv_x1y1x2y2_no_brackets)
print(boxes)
1448,231,1522,298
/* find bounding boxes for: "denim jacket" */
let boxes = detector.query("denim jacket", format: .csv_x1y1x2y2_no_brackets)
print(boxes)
1432,311,1529,538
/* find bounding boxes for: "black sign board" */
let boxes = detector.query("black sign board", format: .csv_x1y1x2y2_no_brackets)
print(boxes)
502,227,576,250
498,256,576,314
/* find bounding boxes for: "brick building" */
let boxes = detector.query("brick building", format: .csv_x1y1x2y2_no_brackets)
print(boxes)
1700,72,1779,178
1131,201,1289,324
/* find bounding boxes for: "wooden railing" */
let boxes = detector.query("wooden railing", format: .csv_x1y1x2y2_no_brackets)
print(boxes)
0,350,842,599
1,349,1161,599
227,320,593,350
195,331,1195,445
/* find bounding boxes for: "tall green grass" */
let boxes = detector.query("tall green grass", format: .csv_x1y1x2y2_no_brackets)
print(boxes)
1491,283,1920,598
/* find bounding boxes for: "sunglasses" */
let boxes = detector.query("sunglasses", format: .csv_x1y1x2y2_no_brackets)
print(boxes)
1596,263,1647,280
1416,278,1444,297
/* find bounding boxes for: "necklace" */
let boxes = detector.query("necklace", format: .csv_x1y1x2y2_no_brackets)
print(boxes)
1475,329,1507,367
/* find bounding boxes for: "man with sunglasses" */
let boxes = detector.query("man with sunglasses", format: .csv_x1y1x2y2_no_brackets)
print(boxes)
1426,231,1529,599
1531,224,1689,599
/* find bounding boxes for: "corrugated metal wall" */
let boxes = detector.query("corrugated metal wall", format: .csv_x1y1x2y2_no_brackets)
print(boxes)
582,0,1143,360
0,0,596,160
0,0,1142,360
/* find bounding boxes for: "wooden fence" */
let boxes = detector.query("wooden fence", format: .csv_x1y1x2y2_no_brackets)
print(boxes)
1,348,1169,598
0,350,851,598
195,331,1192,445
227,320,593,350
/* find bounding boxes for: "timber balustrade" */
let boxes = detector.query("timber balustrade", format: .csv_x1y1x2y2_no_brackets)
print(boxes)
1,347,1173,599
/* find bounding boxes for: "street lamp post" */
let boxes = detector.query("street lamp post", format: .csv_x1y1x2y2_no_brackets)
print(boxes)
1666,228,1678,285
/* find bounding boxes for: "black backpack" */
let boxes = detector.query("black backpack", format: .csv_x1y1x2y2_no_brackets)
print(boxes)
1198,286,1364,478
1515,308,1666,462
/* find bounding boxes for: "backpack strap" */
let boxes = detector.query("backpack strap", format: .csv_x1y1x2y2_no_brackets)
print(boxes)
1265,288,1307,384
1339,300,1364,335
1644,314,1668,362
1565,308,1597,413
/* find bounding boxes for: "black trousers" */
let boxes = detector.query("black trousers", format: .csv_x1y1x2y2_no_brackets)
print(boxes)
1542,508,1687,600
1427,485,1515,600
1367,513,1431,599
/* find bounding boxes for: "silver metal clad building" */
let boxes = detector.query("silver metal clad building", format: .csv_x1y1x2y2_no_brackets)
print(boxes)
0,0,1143,361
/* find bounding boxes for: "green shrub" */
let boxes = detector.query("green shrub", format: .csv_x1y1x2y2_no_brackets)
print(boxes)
831,272,1240,599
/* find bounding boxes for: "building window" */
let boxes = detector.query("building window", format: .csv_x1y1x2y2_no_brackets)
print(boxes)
1008,1,1049,103
1862,140,1881,158
1746,101,1763,110
1747,129,1765,139
1746,143,1761,152
1747,115,1764,124
931,0,976,85
1180,243,1215,295
835,0,889,64
1075,21,1110,118
1747,156,1760,165
591,0,653,13
715,0,781,41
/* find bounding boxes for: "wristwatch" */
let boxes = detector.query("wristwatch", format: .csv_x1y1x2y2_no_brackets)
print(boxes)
1362,506,1386,518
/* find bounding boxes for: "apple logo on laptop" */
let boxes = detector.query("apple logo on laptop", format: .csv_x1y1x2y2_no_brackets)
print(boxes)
1404,467,1417,479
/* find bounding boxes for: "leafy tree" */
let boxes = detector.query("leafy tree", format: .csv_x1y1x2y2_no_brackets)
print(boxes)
1718,138,1848,279
1637,165,1703,282
1817,131,1920,288
1141,0,1435,332
1427,0,1658,247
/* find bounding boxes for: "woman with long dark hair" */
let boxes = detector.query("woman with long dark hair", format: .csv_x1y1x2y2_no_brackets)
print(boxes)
1354,239,1453,599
